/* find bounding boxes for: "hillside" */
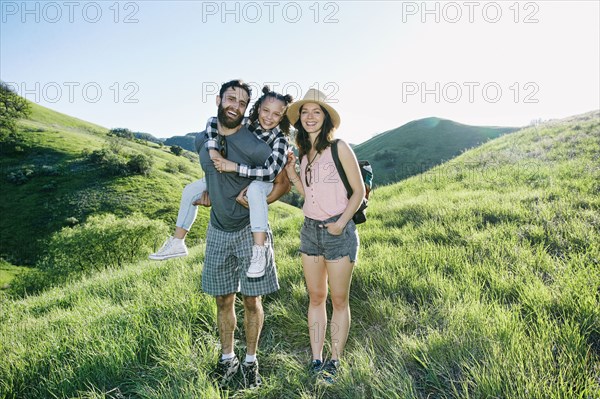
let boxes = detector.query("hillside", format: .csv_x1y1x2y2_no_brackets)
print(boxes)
0,102,206,265
0,111,598,398
164,132,201,152
354,117,518,185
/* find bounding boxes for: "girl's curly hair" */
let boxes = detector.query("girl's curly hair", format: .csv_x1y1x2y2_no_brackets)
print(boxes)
248,86,294,135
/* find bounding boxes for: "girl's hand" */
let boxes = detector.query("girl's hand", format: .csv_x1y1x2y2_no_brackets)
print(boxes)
285,151,297,176
236,186,249,208
213,157,237,173
209,149,222,160
324,221,344,236
193,191,211,207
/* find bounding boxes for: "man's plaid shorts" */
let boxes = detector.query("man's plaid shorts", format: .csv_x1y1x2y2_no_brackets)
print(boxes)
202,223,280,297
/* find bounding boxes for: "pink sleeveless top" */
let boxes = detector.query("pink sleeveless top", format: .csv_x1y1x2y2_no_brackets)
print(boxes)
300,146,348,221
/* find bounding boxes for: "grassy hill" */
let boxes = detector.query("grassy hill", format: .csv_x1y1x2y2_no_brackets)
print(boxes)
164,132,201,152
354,117,518,186
0,102,206,266
0,111,598,398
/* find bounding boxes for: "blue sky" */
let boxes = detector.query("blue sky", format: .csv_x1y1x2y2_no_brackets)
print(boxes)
2,1,599,144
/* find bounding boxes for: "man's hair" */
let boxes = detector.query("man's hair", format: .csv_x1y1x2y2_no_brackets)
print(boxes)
219,79,252,99
294,104,336,160
248,85,294,135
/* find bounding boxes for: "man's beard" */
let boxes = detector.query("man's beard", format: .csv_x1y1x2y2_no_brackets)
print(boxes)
217,104,244,129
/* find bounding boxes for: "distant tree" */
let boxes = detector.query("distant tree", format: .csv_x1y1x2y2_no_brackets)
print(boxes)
108,127,134,140
170,145,184,156
0,81,31,134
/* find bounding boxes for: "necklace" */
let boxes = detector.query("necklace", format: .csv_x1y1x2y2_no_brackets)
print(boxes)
306,151,319,170
305,151,320,187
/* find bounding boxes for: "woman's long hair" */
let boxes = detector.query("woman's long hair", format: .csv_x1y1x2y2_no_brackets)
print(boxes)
248,86,294,135
294,104,336,160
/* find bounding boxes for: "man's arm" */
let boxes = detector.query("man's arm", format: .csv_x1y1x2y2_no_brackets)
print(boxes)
235,170,290,208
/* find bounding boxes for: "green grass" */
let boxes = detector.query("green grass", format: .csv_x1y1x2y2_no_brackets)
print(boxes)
0,260,27,289
0,101,205,266
1,111,599,398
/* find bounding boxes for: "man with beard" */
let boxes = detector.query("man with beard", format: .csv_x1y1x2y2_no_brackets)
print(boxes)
194,80,289,390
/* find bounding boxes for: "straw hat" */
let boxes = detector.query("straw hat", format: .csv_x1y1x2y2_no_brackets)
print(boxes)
286,89,341,129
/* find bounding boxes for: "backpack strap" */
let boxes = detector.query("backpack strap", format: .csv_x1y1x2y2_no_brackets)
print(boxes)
331,139,353,199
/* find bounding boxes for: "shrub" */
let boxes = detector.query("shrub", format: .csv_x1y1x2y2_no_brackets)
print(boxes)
0,81,31,134
177,162,191,174
6,167,34,184
9,213,169,297
170,145,184,156
65,217,79,226
165,161,179,174
165,161,191,174
127,153,154,176
7,268,50,297
0,131,31,154
86,149,129,176
40,165,60,176
108,128,134,140
183,151,199,163
45,213,168,273
107,137,126,154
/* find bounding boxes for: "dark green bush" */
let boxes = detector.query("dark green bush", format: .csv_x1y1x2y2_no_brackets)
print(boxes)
0,131,31,154
127,153,154,176
170,145,183,156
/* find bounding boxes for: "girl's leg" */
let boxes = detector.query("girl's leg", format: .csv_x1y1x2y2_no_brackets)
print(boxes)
325,256,355,361
149,178,206,260
175,178,207,236
246,181,273,246
302,253,328,361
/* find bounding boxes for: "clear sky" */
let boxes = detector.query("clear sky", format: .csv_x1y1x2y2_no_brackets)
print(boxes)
2,1,599,144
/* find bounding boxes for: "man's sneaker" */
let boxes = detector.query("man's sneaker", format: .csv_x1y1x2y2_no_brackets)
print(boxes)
149,236,188,260
214,356,240,388
320,359,340,384
309,359,323,374
247,245,267,278
241,360,262,389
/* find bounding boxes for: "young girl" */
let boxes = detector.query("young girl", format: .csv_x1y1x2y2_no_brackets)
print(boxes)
284,89,365,383
150,86,293,278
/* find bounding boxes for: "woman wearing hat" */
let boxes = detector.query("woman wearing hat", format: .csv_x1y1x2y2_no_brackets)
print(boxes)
284,89,365,383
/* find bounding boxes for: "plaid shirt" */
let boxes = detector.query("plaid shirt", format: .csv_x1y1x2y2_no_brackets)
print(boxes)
204,117,289,182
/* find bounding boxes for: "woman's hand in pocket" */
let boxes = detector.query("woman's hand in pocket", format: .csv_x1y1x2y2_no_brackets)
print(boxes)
324,221,344,236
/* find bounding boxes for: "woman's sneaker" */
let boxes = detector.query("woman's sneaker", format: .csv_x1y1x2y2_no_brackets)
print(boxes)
247,245,267,278
213,356,240,388
149,236,188,260
241,360,262,388
309,359,323,374
320,359,340,384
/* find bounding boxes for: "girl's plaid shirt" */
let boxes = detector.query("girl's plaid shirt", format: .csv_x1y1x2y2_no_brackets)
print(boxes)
204,117,289,182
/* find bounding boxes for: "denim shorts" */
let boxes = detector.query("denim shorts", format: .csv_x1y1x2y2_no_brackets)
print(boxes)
300,214,359,263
